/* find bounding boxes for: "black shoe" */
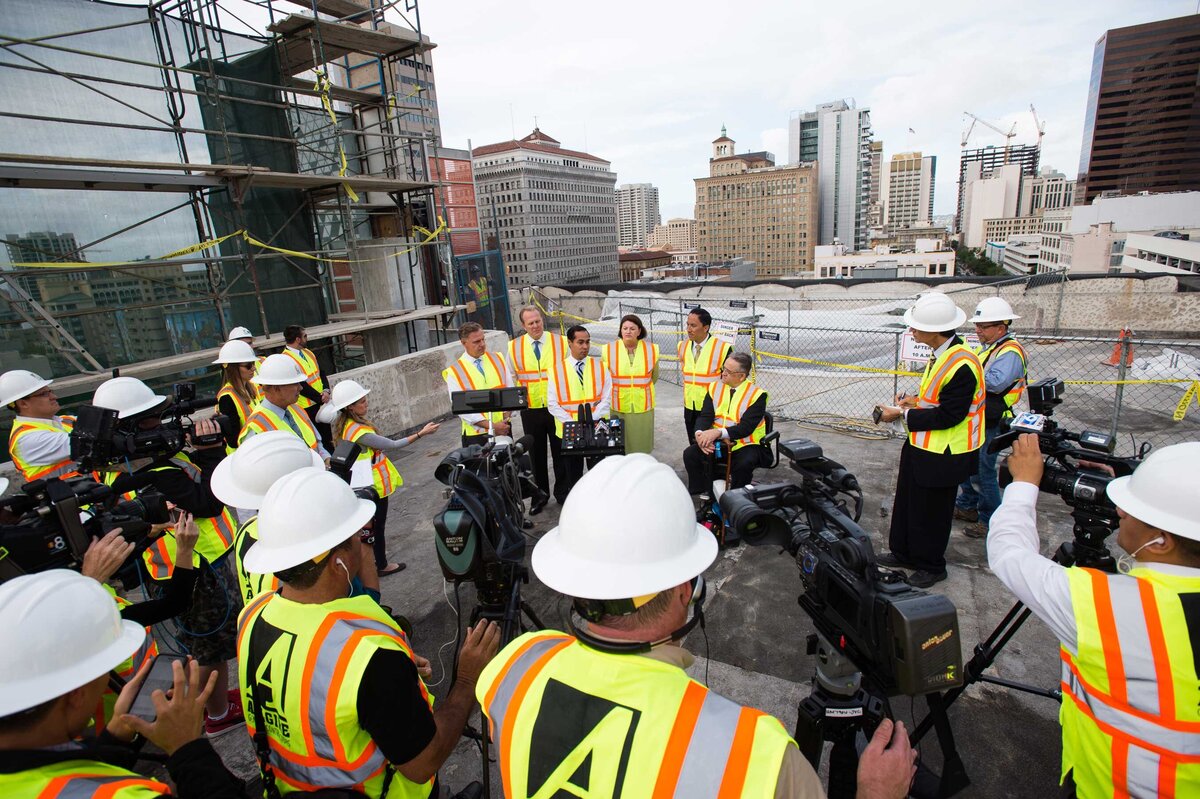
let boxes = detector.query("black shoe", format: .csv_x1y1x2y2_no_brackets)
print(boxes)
907,569,948,588
530,499,548,516
450,782,484,799
876,552,913,569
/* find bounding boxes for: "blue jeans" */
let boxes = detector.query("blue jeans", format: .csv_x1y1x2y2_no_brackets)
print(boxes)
956,425,1001,526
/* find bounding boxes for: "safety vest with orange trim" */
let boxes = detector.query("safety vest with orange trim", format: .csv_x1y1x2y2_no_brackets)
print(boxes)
976,335,1028,426
282,347,324,409
237,592,434,799
1059,566,1200,799
908,342,985,455
0,759,171,797
233,517,278,603
508,333,565,410
340,419,403,498
239,402,320,452
708,380,768,452
141,453,237,581
8,415,81,482
443,351,510,436
476,630,795,799
548,357,606,438
93,585,158,734
678,336,731,411
217,383,259,454
603,340,660,414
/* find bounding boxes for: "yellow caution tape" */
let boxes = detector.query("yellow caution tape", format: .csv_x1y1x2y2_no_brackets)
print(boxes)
528,294,686,335
391,216,446,259
313,69,360,203
1175,381,1200,421
753,346,920,377
158,230,244,260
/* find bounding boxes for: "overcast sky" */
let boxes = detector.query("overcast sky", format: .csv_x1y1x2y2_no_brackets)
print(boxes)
414,0,1193,220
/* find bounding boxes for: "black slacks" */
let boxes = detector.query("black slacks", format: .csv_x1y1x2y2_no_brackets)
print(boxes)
683,407,702,444
553,447,599,504
683,443,764,495
888,443,957,573
519,407,560,498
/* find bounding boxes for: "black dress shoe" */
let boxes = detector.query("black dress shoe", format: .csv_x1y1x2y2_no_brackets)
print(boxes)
907,569,948,588
530,499,548,516
875,552,913,569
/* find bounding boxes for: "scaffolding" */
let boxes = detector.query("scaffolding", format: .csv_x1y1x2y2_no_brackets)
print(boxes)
0,0,462,400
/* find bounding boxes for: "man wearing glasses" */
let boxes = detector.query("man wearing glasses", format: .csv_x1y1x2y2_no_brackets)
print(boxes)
682,353,770,501
1,370,82,483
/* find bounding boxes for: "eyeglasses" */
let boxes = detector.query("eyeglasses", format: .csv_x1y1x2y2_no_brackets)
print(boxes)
974,322,1003,330
26,388,54,399
720,368,746,376
239,363,256,370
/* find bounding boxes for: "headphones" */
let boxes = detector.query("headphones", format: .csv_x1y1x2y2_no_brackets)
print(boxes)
571,576,707,655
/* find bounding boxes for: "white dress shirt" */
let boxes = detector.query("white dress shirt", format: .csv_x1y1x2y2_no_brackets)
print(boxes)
547,355,611,425
445,351,512,431
10,415,72,465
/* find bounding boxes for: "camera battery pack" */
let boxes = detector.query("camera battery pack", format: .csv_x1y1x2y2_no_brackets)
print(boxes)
888,592,964,695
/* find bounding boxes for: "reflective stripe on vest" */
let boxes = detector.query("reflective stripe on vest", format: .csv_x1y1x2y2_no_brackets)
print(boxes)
9,416,80,482
678,337,729,411
604,340,659,414
908,343,985,454
709,381,767,452
283,348,324,409
979,336,1028,416
239,404,320,451
233,517,278,602
508,334,563,410
1,763,171,797
217,383,259,454
444,352,508,436
549,358,605,438
1060,566,1200,798
238,594,434,798
141,454,236,580
341,420,403,498
476,631,793,799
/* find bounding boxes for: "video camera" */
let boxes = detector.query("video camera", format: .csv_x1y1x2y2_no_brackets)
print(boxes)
0,475,169,584
720,439,963,697
70,382,234,471
328,439,379,501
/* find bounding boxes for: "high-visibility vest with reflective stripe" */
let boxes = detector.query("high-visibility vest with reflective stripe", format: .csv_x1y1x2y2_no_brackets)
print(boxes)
233,517,278,603
508,333,565,410
93,586,158,733
708,380,768,452
217,383,259,453
477,631,795,798
8,415,80,482
1059,566,1200,799
0,760,170,797
443,352,509,436
977,335,1028,425
283,347,324,409
468,277,489,308
678,337,730,411
908,342,985,455
237,593,434,799
141,453,236,581
341,419,403,498
549,358,605,438
239,403,320,452
603,341,659,414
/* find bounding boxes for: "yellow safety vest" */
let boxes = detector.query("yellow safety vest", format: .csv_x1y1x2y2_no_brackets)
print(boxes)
468,277,489,308
233,516,278,603
708,380,768,452
977,335,1028,424
603,341,660,414
341,419,403,498
8,415,81,482
94,586,158,734
239,403,321,452
678,337,730,411
1060,566,1200,798
217,383,259,454
477,630,795,799
908,342,985,455
283,347,324,409
142,452,237,581
0,760,170,797
443,351,509,436
548,357,605,438
237,593,434,799
508,333,565,410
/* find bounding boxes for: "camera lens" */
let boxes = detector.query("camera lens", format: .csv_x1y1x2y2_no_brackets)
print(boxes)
719,490,790,545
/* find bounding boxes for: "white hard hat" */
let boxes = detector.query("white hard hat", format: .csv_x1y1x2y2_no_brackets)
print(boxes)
228,326,254,341
903,292,967,333
971,297,1020,324
93,376,167,419
533,454,717,600
0,369,52,407
251,354,306,386
0,570,146,716
212,340,258,365
243,468,375,573
211,430,324,510
329,380,369,413
0,477,9,496
1107,442,1200,542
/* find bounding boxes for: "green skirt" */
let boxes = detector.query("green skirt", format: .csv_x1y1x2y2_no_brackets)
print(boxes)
614,409,655,454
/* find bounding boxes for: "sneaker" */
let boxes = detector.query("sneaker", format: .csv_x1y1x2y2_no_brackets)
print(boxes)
953,506,978,522
964,521,988,539
226,688,243,711
907,569,948,589
205,698,246,737
876,552,914,569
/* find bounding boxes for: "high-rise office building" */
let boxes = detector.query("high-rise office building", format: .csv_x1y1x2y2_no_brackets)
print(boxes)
956,144,1040,230
1076,14,1200,203
788,100,873,248
1019,168,1076,217
615,183,661,248
472,129,618,287
647,218,696,251
695,129,818,276
884,152,936,229
867,141,884,229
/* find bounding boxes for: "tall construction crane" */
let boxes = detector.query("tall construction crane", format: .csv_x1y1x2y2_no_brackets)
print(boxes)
961,111,1018,164
1030,104,1046,150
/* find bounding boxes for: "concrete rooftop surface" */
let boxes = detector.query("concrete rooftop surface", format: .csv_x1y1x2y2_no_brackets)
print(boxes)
208,380,1073,798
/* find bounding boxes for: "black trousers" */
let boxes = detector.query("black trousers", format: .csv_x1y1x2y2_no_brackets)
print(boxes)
519,407,560,498
369,494,390,569
683,443,764,495
305,404,334,453
888,443,957,573
461,432,489,448
683,408,702,444
554,447,599,504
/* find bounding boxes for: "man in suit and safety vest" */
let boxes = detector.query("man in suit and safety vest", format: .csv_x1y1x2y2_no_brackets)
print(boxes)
876,292,984,588
241,353,331,463
508,307,566,514
282,324,333,452
678,308,732,444
476,454,917,799
238,468,497,799
546,325,611,504
991,436,1200,798
2,369,82,484
444,321,513,447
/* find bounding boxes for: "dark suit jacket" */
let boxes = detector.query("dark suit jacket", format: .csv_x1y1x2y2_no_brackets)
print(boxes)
904,337,980,487
696,388,768,442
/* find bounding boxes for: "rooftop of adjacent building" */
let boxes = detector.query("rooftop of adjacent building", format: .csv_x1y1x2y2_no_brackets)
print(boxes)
471,127,610,164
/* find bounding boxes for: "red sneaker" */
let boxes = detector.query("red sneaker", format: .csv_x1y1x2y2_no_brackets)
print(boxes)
205,698,246,737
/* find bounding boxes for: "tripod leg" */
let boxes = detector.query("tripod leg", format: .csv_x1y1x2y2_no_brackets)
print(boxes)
827,738,860,799
793,697,825,768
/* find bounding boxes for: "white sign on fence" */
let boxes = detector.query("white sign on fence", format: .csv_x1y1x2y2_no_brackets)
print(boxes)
900,332,980,365
710,319,740,346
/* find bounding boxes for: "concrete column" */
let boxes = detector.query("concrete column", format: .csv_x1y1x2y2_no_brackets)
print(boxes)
354,237,431,359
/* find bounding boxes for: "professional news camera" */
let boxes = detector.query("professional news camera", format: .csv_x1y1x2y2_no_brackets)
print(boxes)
328,439,378,501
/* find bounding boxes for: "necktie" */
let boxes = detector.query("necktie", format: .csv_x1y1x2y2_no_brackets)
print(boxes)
474,357,485,376
575,360,585,384
532,339,542,362
692,342,701,361
281,408,301,436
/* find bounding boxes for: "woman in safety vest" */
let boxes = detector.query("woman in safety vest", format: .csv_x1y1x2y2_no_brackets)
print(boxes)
212,339,260,449
601,314,659,454
329,379,438,578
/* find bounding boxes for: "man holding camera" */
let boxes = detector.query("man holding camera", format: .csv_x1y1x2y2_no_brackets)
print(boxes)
683,352,770,504
477,454,917,798
238,467,498,799
508,307,566,513
989,435,1200,798
241,353,331,462
445,321,513,447
2,369,83,483
282,324,333,451
679,308,732,443
546,324,611,504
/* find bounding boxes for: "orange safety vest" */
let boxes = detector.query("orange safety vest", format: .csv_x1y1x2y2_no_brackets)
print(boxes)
141,454,237,581
678,336,730,411
444,352,509,435
549,357,606,438
94,586,158,733
908,342,985,455
239,402,321,452
708,380,768,452
8,415,81,482
604,340,659,414
283,347,324,409
979,335,1028,424
217,383,259,452
341,419,403,498
508,333,565,410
